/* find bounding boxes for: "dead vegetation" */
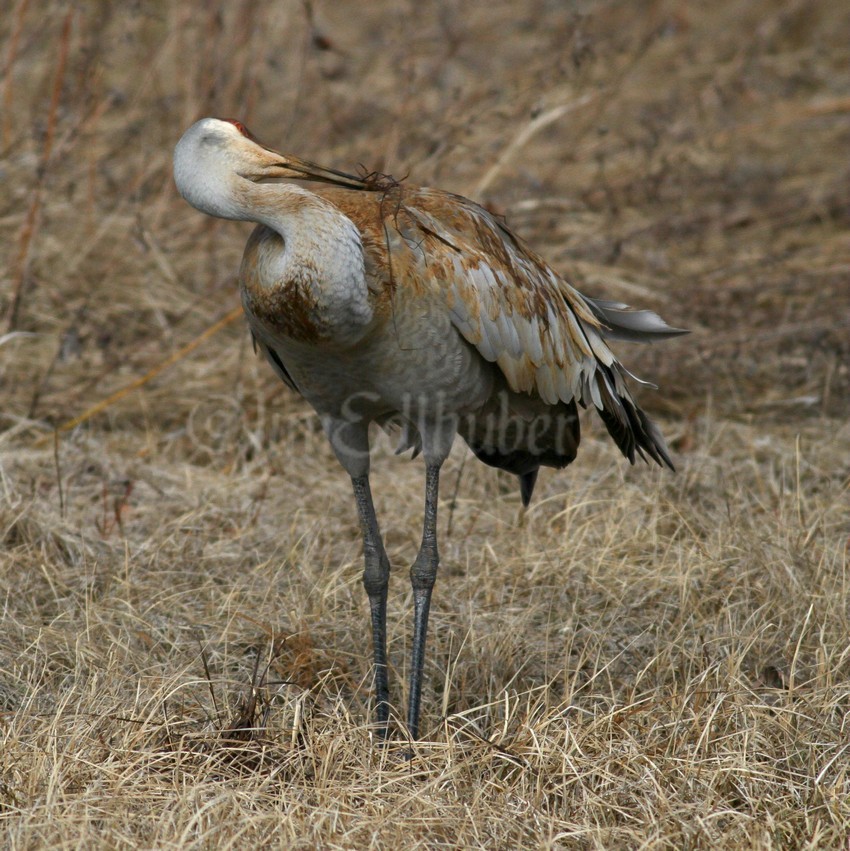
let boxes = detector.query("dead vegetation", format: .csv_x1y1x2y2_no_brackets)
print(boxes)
1,0,849,847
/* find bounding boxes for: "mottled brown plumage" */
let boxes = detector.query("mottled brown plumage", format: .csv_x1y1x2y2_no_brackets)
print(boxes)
173,117,686,740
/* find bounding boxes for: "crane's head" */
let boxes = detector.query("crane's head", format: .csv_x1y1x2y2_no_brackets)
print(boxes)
174,117,370,218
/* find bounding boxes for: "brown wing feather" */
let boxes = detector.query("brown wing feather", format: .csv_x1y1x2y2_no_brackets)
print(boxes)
312,182,678,470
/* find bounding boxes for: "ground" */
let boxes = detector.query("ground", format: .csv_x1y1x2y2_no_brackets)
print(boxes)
1,1,849,847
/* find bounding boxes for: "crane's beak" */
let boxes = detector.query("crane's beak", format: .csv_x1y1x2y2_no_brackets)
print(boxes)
225,118,385,190
255,147,373,191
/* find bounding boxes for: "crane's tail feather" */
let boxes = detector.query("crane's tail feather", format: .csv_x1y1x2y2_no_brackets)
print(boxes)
584,297,688,344
469,447,546,506
519,469,539,507
463,399,580,506
595,366,675,471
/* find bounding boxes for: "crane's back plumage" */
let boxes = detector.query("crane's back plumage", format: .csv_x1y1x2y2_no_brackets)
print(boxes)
250,179,682,495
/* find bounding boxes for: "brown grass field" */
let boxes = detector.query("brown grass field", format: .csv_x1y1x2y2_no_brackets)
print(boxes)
2,1,850,847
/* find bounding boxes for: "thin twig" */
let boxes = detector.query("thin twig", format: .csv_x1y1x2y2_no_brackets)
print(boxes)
1,0,32,147
473,95,597,197
5,9,73,332
198,639,221,722
33,306,243,447
446,453,466,539
53,430,65,518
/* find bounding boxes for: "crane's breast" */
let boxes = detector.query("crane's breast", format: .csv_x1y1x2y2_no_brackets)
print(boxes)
239,226,327,345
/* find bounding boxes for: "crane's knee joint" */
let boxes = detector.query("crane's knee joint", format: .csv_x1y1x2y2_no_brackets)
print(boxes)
363,573,388,596
410,549,439,591
362,549,390,595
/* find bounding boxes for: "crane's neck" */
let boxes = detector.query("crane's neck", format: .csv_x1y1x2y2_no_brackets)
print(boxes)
229,181,373,346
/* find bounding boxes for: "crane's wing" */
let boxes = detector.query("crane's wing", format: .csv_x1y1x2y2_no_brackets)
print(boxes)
250,331,302,394
401,189,686,468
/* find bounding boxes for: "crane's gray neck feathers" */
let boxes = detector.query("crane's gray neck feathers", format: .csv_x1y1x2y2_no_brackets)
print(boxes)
237,182,373,344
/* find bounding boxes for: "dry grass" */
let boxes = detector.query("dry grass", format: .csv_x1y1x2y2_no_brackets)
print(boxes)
2,1,850,847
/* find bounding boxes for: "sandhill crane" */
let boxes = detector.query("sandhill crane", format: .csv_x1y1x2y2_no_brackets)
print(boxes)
173,117,686,740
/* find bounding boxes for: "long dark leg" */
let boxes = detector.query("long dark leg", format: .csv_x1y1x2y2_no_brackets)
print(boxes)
351,475,391,735
407,463,442,740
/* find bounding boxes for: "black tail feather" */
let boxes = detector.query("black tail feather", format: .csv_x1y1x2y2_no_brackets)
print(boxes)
462,399,580,506
595,366,675,471
519,468,539,507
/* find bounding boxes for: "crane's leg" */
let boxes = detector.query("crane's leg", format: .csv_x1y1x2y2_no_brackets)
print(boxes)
407,462,442,740
351,474,391,735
